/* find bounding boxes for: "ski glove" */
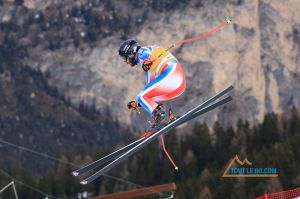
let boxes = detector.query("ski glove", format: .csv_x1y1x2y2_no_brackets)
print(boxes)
127,101,141,111
142,60,153,71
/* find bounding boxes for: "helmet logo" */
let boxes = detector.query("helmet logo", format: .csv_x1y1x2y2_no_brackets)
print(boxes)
123,45,130,53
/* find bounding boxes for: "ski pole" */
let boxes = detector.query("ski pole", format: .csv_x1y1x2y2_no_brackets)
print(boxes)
151,17,232,65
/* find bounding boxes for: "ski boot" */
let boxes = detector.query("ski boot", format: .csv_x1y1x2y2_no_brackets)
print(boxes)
168,108,176,123
140,104,169,138
152,104,168,128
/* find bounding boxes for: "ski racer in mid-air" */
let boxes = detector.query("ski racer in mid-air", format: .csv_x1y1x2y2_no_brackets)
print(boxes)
74,20,233,184
118,39,186,136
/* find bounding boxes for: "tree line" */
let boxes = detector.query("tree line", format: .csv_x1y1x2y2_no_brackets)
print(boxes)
0,109,299,199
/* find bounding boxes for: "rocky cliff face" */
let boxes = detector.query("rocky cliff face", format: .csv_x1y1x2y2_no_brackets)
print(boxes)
2,0,300,130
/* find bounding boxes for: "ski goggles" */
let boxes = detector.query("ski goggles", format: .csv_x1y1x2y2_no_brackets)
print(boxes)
120,53,135,62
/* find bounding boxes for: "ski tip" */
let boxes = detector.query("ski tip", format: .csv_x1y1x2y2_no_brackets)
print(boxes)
72,171,79,176
226,17,232,24
80,180,88,185
175,166,179,171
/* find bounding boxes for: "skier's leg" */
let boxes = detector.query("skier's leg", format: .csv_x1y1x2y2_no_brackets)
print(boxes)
136,60,186,115
151,62,186,102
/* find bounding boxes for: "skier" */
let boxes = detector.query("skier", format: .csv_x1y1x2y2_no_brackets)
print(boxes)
118,39,186,134
75,20,233,184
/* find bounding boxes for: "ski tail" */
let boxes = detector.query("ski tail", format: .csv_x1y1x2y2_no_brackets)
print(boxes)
72,137,145,176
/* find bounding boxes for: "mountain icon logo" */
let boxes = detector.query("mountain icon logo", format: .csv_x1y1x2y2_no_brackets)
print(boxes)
222,155,278,178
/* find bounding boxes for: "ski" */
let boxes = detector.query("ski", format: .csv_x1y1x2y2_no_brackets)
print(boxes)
72,137,145,177
73,86,233,177
79,85,234,184
81,96,232,184
175,96,232,127
73,94,231,177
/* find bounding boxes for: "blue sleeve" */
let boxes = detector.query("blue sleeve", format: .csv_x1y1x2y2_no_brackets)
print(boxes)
136,47,152,65
145,71,149,84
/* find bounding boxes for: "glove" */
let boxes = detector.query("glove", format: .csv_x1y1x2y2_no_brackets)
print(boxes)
127,101,141,110
142,60,153,71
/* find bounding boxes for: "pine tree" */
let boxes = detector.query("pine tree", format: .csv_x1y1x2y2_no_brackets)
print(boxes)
21,171,38,198
39,169,55,197
260,113,280,147
189,123,213,171
289,107,300,136
214,121,234,167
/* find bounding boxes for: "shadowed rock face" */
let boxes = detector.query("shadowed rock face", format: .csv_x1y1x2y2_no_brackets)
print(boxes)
258,0,300,116
2,0,300,130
